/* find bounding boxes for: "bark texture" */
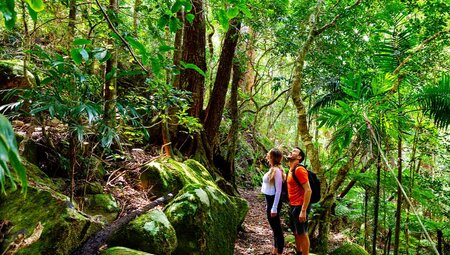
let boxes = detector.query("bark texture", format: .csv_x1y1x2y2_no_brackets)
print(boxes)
180,0,206,118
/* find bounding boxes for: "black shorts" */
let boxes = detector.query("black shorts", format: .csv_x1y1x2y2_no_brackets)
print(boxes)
289,205,309,235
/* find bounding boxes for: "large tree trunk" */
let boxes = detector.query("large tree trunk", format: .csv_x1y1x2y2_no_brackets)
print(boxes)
203,19,241,159
180,0,206,119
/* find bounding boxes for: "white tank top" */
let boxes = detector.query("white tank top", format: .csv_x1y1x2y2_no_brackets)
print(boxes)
261,167,283,213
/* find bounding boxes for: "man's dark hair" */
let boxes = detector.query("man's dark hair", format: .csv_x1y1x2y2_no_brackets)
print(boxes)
294,146,305,163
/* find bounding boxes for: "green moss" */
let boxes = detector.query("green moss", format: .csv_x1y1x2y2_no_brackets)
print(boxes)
101,247,155,255
22,160,57,189
165,184,248,255
84,194,120,222
0,186,103,255
140,158,216,197
330,243,370,255
109,209,177,255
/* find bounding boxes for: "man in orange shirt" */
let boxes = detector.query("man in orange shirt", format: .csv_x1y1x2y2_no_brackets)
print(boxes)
287,147,312,255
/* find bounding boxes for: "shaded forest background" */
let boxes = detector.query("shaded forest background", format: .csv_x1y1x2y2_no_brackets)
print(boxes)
0,0,449,254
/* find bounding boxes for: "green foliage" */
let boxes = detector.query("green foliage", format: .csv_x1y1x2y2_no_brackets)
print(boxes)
418,73,450,129
0,114,26,193
0,0,16,29
0,0,45,29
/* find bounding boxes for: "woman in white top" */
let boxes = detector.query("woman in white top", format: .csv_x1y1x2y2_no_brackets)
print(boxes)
261,148,286,255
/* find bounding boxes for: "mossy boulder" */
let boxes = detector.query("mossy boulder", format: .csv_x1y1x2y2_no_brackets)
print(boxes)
164,183,248,255
0,59,35,90
0,162,103,255
83,194,120,222
109,208,177,254
330,243,370,255
101,247,155,255
140,158,216,197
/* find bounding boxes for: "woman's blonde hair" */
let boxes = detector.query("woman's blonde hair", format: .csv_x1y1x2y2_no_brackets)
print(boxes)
267,148,286,184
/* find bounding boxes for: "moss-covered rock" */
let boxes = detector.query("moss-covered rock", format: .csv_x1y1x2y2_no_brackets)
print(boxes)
109,208,177,254
164,183,248,255
0,59,35,90
330,243,370,255
83,194,120,222
101,246,155,255
0,186,103,254
0,161,103,255
140,158,216,197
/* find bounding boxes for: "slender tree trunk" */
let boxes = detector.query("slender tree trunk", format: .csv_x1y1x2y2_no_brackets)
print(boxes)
133,0,141,36
393,134,402,255
373,154,381,255
203,19,241,158
104,0,118,127
437,230,443,255
394,87,403,255
384,228,392,255
69,133,77,202
225,61,242,186
364,188,369,250
68,0,77,41
172,10,184,89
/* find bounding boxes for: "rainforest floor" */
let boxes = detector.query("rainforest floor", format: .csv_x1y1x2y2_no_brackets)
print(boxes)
234,188,298,255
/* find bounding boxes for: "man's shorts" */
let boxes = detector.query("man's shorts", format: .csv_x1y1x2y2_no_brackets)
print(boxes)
289,205,309,235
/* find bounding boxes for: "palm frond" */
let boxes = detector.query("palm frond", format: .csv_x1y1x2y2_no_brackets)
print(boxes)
418,74,450,129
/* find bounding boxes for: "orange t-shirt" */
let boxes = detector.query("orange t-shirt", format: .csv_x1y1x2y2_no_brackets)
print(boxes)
287,165,309,206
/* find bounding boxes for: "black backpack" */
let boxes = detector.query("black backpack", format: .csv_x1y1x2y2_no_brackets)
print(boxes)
288,164,321,204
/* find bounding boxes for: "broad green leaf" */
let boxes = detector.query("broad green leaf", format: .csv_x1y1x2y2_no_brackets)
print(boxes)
159,45,174,52
125,36,146,55
151,58,161,76
218,9,229,31
0,0,16,29
171,0,183,13
181,61,206,77
26,3,38,22
238,4,252,18
169,17,179,32
25,0,45,12
70,48,82,65
227,7,239,19
79,48,89,61
73,38,92,46
158,15,170,29
183,1,192,12
93,48,108,61
186,13,195,24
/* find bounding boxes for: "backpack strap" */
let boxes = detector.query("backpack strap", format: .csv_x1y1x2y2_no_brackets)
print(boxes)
290,164,304,188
